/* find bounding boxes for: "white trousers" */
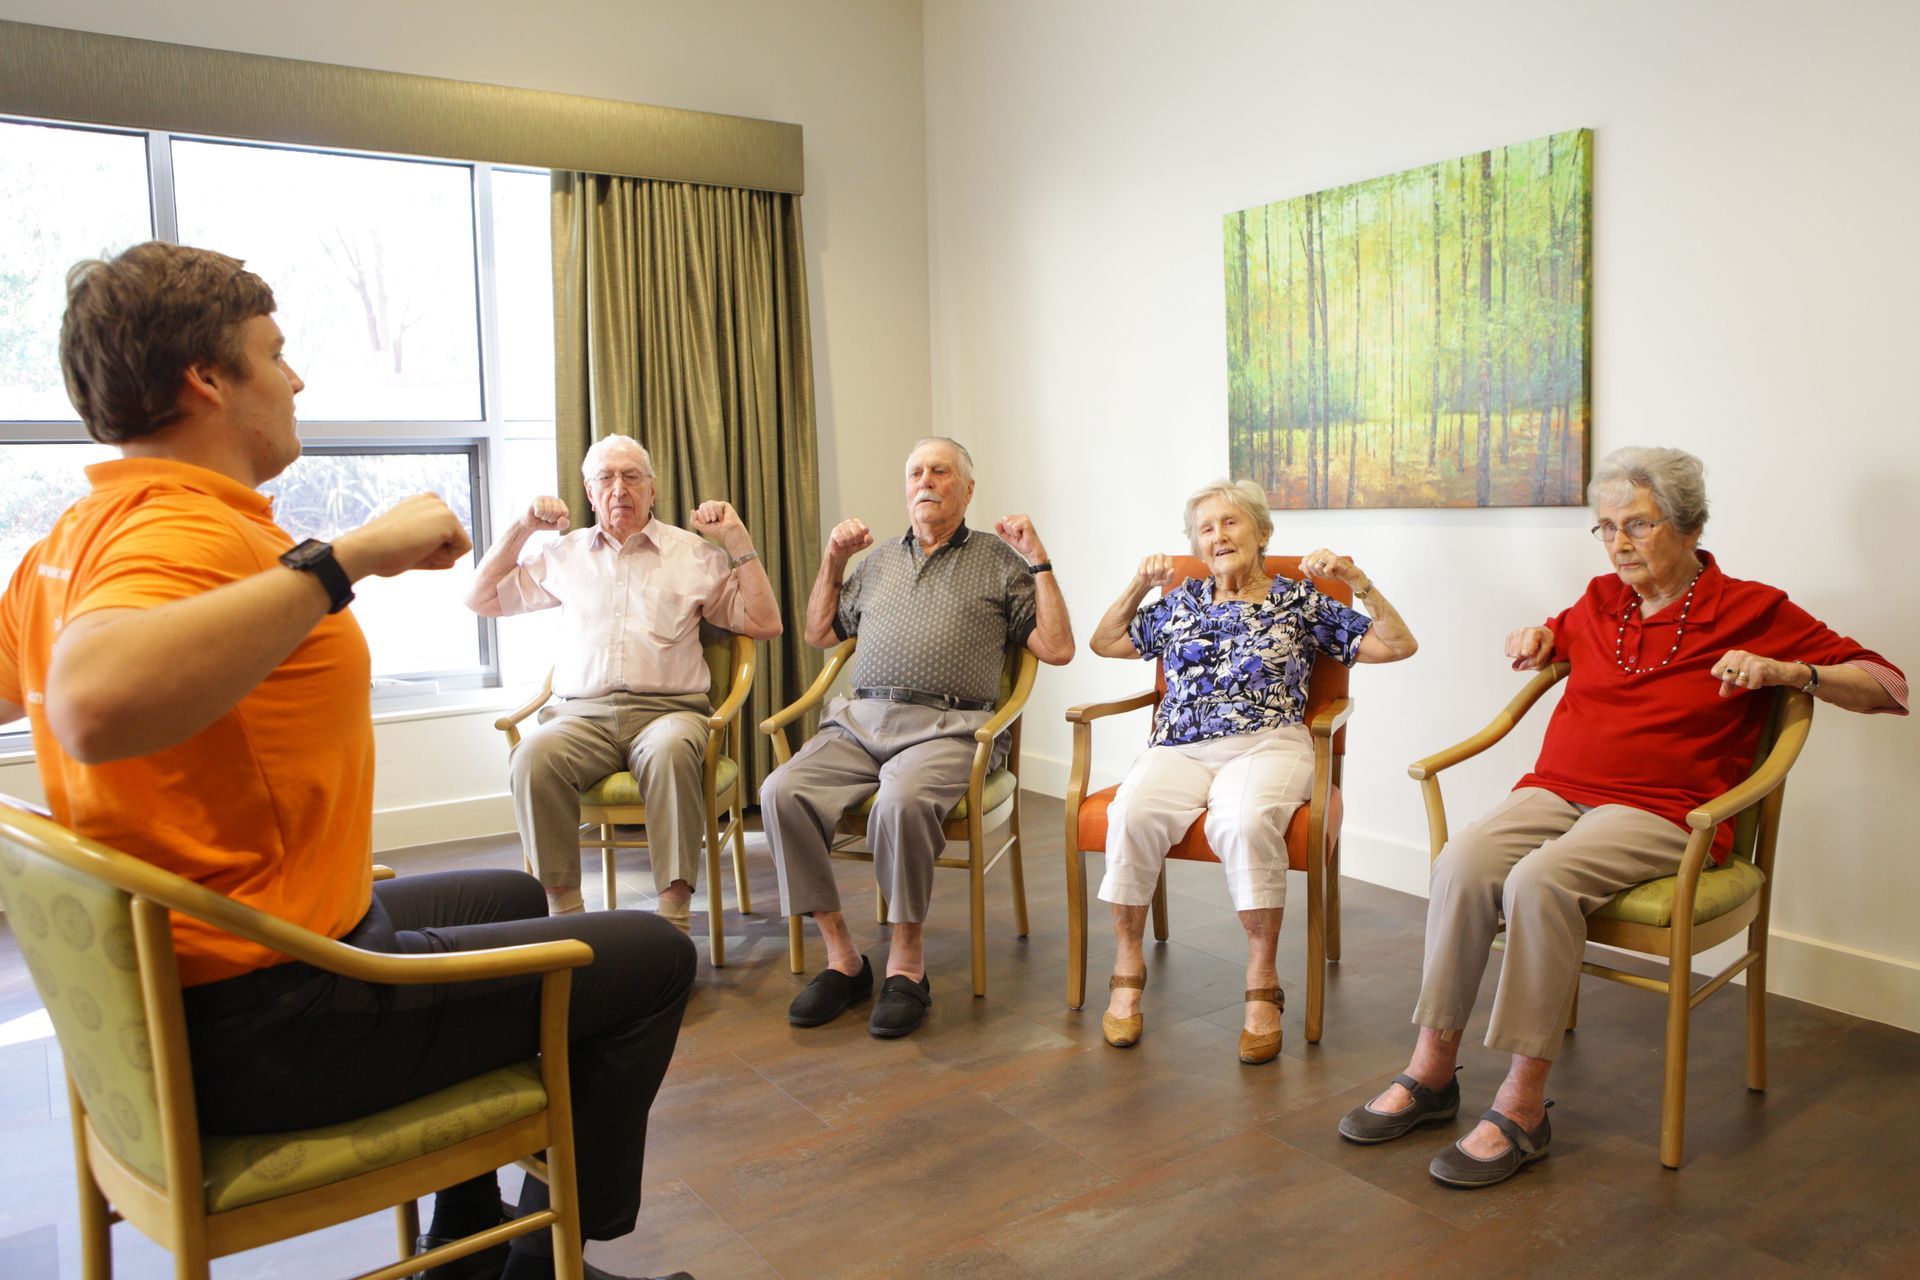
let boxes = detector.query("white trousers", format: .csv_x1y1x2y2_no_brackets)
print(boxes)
1097,725,1314,913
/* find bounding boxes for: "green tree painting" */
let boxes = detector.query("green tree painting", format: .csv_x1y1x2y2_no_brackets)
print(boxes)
1224,128,1591,509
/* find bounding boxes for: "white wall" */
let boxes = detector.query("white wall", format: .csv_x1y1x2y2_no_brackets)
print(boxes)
924,0,1920,1028
0,0,932,845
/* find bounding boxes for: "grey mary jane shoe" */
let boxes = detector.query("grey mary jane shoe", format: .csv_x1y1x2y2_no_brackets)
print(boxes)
1429,1103,1553,1188
1338,1069,1461,1144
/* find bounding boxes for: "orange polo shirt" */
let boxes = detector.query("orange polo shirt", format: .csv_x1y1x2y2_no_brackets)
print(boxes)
0,458,374,985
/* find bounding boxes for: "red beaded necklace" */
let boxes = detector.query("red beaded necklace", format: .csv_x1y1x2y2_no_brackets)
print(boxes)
1613,568,1704,674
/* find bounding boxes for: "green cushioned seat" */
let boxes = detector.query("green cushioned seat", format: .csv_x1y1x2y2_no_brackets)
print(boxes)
1591,857,1766,928
581,756,739,808
847,767,1017,823
201,1060,546,1214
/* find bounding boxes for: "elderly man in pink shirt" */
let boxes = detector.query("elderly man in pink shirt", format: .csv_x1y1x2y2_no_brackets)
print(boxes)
467,435,784,923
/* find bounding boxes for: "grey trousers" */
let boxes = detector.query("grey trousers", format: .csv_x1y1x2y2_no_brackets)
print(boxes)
507,691,711,896
760,696,1003,926
1414,786,1692,1061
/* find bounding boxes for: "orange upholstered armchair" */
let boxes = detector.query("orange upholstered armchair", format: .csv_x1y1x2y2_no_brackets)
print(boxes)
1062,554,1355,1043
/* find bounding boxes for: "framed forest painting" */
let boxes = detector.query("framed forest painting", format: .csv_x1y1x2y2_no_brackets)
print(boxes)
1223,128,1591,509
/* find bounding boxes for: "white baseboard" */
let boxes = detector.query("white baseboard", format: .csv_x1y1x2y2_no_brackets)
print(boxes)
371,793,516,853
1017,780,1920,1035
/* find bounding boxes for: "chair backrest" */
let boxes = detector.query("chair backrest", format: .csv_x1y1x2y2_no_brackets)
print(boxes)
0,797,172,1188
701,633,741,705
1157,554,1353,753
1729,687,1805,865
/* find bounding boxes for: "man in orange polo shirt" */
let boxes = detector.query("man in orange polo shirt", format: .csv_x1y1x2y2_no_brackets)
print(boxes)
0,243,696,1280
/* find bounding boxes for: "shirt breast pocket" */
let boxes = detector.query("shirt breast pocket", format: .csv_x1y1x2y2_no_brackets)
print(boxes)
641,582,696,642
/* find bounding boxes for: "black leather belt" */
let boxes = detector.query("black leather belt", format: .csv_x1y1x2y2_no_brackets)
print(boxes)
852,686,994,712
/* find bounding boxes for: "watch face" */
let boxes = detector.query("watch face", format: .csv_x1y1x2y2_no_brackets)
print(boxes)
283,538,327,569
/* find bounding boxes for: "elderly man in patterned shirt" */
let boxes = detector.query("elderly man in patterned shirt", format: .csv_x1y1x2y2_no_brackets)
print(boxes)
762,436,1074,1037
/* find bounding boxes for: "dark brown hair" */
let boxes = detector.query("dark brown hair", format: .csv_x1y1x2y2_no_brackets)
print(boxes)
59,242,276,444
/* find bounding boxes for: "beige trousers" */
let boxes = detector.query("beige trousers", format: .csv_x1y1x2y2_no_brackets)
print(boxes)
507,691,711,897
1414,786,1691,1061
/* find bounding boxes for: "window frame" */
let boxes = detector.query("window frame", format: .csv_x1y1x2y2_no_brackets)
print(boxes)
1,114,554,750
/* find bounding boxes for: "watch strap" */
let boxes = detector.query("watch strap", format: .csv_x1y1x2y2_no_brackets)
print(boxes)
728,548,759,569
281,539,355,614
1027,560,1053,575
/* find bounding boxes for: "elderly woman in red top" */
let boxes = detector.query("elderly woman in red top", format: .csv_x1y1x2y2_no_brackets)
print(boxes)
1338,445,1907,1188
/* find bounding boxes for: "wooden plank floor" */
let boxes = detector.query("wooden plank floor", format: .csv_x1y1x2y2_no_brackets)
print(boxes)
3,792,1918,1277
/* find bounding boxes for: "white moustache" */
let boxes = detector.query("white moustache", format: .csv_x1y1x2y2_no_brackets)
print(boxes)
914,489,941,504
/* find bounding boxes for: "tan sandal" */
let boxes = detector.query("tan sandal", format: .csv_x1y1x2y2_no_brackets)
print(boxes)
1239,986,1284,1064
1102,973,1146,1048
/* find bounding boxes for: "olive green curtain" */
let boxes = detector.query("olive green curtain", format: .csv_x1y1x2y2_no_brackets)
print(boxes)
552,173,822,794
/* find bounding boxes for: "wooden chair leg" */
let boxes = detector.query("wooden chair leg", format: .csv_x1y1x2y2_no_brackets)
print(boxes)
788,914,805,973
600,824,618,910
1306,848,1326,1044
730,806,752,915
70,1089,112,1280
396,1201,421,1262
1660,964,1692,1169
969,814,988,997
1065,845,1089,1010
1150,868,1169,942
1747,933,1769,1092
706,808,726,968
876,884,888,926
1008,791,1030,938
1326,837,1343,964
1566,982,1580,1032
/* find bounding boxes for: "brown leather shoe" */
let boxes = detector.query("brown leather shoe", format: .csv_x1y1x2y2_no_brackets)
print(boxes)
1238,987,1284,1064
1102,972,1146,1048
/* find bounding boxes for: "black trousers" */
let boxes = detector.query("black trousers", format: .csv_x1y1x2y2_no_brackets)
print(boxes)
183,870,696,1241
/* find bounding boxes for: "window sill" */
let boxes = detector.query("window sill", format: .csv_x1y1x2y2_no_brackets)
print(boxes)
0,685,546,763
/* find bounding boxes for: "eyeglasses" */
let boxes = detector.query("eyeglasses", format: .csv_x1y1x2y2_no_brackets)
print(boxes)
589,469,651,488
1590,518,1665,543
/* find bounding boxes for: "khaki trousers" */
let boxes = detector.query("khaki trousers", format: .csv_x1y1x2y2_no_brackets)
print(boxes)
507,691,711,897
1414,786,1691,1061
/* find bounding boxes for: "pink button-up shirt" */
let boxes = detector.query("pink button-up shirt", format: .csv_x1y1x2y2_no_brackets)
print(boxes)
495,518,753,698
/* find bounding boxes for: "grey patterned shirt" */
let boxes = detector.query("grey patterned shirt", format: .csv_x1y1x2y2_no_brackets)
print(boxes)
833,523,1037,704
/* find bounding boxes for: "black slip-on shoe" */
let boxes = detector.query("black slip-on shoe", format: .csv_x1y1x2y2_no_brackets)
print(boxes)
787,956,874,1027
1428,1103,1553,1188
868,972,932,1038
1337,1068,1462,1144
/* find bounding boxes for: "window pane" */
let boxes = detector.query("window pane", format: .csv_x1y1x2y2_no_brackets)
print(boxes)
0,442,117,589
492,169,556,422
262,451,483,678
493,433,563,686
172,141,481,422
0,122,152,421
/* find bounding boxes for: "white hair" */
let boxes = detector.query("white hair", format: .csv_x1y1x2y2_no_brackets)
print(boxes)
1182,478,1274,555
907,436,974,486
581,434,654,481
1587,446,1708,536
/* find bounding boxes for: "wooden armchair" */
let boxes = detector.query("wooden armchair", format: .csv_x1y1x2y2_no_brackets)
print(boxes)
0,793,591,1280
1063,554,1354,1043
761,636,1038,997
1409,662,1814,1168
496,633,755,965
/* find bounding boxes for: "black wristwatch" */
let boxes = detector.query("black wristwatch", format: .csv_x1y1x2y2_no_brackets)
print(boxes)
280,538,355,614
1026,560,1053,575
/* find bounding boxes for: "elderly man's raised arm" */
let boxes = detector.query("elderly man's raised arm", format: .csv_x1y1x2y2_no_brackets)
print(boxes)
804,518,872,649
996,514,1075,666
690,500,783,639
464,496,570,617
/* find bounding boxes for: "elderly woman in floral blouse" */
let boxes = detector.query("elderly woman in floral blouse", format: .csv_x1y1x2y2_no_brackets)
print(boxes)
1088,478,1418,1063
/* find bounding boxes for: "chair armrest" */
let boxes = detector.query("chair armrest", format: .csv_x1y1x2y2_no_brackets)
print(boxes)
371,864,396,882
760,638,855,736
494,669,557,746
974,650,1040,745
708,634,757,731
1408,662,1568,779
1308,696,1355,740
1064,689,1158,724
1687,691,1814,832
